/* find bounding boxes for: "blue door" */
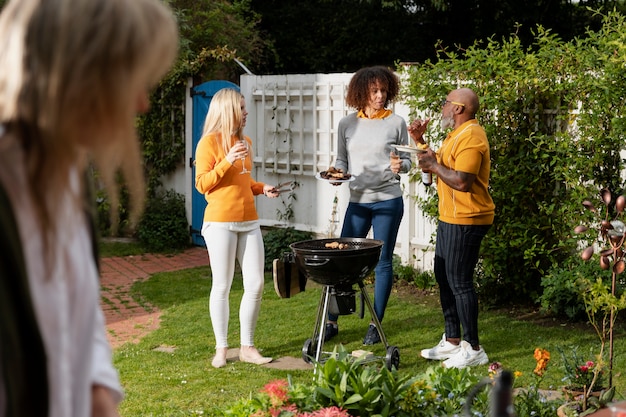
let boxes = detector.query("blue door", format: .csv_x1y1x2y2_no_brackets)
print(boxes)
191,80,240,246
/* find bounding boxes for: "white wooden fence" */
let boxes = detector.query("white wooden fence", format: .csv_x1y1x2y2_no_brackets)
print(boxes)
176,73,436,270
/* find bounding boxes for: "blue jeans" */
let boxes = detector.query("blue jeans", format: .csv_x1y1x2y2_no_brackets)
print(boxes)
328,197,404,322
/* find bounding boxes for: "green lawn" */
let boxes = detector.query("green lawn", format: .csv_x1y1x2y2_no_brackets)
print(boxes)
110,262,626,416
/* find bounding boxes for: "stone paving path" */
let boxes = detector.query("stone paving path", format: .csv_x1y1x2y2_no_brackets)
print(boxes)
99,246,208,349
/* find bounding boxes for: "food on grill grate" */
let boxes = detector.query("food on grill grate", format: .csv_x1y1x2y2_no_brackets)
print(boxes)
320,167,352,180
290,238,383,285
324,241,348,249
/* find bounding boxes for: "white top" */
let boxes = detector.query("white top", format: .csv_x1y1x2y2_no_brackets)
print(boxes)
0,136,123,417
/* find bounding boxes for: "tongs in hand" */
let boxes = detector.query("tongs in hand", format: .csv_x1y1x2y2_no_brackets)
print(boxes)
272,181,297,195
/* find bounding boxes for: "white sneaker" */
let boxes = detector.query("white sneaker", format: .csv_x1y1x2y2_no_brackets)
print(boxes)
420,333,462,360
442,341,489,369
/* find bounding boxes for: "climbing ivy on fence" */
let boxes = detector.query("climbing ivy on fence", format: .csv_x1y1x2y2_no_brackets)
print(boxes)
137,46,241,195
401,10,626,305
94,44,243,239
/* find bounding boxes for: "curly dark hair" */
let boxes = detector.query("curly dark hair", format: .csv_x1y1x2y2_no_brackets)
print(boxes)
345,66,399,110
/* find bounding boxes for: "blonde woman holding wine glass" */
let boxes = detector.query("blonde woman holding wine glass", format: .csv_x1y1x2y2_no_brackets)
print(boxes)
194,88,280,368
238,138,250,174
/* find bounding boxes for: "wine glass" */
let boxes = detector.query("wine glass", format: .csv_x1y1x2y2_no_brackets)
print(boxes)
239,139,249,174
389,152,400,183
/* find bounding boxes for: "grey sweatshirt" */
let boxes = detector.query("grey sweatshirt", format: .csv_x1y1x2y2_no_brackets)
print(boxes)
336,112,411,203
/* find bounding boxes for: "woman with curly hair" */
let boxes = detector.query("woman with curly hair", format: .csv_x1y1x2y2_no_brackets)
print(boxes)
324,66,413,346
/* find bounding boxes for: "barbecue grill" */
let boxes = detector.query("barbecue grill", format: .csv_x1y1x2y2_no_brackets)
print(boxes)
288,238,400,370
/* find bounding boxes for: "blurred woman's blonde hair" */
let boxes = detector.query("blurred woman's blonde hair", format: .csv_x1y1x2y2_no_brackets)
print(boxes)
202,88,245,152
0,0,178,237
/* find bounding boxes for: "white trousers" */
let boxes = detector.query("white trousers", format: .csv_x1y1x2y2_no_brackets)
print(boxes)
201,222,265,348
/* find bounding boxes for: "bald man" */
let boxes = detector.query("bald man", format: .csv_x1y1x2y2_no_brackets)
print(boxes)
409,87,495,369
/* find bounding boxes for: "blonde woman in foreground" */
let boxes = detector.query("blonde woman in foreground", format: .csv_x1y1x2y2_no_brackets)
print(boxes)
0,0,178,416
195,88,280,368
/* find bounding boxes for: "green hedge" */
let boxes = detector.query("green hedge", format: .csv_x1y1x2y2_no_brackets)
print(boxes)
402,11,626,305
137,190,190,252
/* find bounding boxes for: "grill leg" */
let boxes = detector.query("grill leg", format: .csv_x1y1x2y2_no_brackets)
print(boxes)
357,281,389,348
309,285,332,366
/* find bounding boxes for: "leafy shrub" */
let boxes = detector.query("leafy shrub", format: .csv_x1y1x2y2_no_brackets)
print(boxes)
222,346,415,416
539,255,609,321
312,347,415,416
392,255,415,281
137,190,190,252
95,187,112,236
402,365,487,417
403,12,626,305
392,255,436,290
219,345,565,417
94,175,131,237
263,227,313,270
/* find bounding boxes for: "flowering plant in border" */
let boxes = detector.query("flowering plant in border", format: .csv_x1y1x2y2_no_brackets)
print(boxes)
222,345,412,416
558,347,606,392
231,378,350,417
555,346,616,416
533,348,550,377
507,348,560,417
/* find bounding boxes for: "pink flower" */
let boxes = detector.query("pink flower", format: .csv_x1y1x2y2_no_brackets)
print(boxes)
489,361,503,375
261,379,289,407
269,403,298,416
586,361,595,368
308,406,350,417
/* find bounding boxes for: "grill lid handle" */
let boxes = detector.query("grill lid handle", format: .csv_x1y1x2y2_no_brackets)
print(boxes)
304,258,330,267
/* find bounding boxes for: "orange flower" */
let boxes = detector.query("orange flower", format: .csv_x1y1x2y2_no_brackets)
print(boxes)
533,348,550,376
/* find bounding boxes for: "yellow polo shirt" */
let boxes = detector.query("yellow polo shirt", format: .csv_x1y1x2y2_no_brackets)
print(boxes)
436,119,495,225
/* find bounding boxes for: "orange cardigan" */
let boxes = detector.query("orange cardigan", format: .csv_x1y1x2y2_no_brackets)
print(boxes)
194,133,265,222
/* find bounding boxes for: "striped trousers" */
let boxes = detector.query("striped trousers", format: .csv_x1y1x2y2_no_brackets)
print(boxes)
434,221,490,348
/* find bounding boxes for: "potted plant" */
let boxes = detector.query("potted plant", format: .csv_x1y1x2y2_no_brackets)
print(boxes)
556,345,614,417
558,389,615,417
558,347,606,401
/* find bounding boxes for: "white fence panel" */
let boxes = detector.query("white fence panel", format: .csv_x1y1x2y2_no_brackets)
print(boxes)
238,73,435,270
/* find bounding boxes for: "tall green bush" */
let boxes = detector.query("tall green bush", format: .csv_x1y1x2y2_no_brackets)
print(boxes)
137,190,190,252
539,255,609,320
263,227,313,270
93,170,131,237
401,11,626,305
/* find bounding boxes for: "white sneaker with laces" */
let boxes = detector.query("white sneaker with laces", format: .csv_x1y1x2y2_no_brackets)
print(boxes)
442,340,489,369
420,333,462,360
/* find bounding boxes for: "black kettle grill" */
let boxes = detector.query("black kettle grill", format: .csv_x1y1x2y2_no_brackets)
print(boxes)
288,238,400,370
